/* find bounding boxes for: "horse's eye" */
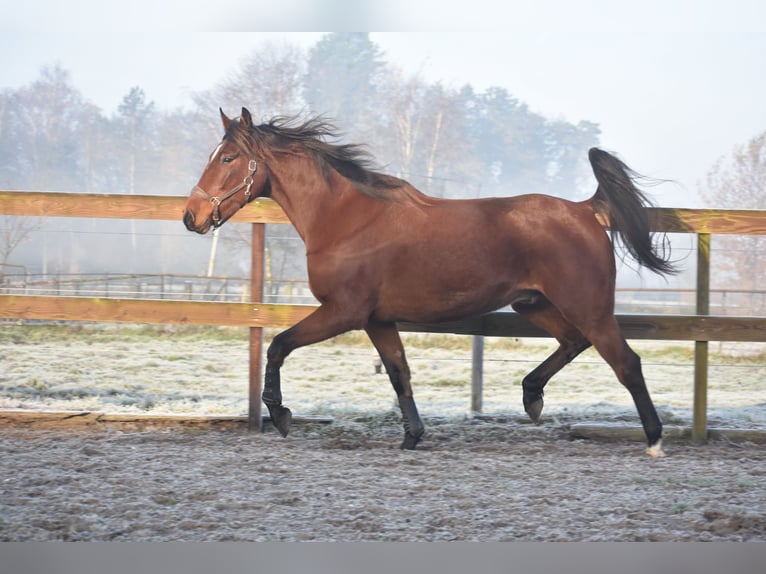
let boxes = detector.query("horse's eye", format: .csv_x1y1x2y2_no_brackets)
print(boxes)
222,156,234,164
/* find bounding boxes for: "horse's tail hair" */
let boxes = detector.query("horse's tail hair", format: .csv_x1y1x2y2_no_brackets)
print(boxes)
588,148,677,275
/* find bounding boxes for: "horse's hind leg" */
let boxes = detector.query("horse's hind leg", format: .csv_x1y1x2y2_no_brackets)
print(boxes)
586,318,665,457
513,295,591,422
365,320,424,450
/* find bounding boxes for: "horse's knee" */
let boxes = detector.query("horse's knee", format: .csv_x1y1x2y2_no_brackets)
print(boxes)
267,330,298,368
266,338,286,365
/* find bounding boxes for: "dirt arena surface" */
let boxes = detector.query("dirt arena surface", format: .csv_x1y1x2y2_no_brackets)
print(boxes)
1,416,764,542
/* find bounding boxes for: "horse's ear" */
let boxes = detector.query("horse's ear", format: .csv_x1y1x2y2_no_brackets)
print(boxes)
220,108,232,131
240,107,253,129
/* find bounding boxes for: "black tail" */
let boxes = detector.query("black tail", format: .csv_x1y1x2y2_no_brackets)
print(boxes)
588,148,677,275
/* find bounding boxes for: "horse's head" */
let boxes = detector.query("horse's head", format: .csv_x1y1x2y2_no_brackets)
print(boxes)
183,107,270,234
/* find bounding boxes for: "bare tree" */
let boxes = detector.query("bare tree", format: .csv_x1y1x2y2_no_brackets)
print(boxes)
700,131,766,292
376,68,427,177
0,215,40,284
192,40,307,129
376,69,480,198
116,87,156,196
417,83,477,197
9,65,90,191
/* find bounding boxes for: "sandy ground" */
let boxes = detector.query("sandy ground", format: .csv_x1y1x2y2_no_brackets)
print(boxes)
1,419,765,541
1,326,764,541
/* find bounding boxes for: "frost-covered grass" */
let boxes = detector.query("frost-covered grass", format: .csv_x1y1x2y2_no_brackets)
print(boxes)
1,323,764,428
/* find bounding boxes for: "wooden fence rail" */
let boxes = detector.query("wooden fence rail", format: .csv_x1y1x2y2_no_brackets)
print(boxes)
2,190,766,441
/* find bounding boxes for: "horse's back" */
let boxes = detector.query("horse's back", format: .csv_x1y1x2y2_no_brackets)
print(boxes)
427,193,606,255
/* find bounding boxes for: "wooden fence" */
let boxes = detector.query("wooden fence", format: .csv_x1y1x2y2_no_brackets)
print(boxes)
2,190,766,442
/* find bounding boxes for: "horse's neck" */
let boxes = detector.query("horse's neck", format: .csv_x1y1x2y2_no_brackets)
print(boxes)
268,160,383,248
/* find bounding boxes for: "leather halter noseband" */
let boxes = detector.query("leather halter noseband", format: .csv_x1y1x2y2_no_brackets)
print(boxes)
191,159,258,228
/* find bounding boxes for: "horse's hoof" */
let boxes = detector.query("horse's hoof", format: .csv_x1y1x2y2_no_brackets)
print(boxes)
646,439,665,458
268,404,292,437
400,431,422,450
525,398,544,423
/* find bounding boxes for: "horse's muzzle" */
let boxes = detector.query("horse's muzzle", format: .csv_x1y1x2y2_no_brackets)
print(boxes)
183,210,208,234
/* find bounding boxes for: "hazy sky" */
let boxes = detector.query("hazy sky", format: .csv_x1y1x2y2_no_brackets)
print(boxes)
2,0,765,207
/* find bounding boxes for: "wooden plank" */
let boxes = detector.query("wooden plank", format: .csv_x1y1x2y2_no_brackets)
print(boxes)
0,295,313,328
401,313,766,342
0,191,186,220
0,295,753,340
1,296,765,342
234,199,291,224
650,207,766,235
2,191,765,233
0,409,333,431
0,191,290,224
569,423,766,444
399,313,549,337
570,424,689,442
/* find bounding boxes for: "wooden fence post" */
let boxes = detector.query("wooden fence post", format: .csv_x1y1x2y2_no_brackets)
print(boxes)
471,335,484,413
249,223,266,432
693,233,711,443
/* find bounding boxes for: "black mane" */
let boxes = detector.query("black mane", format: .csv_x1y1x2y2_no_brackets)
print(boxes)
226,115,405,198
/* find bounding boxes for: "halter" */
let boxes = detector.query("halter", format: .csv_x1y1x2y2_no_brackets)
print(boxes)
191,159,258,228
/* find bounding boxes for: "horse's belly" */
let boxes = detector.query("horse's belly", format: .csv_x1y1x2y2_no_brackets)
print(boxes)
374,278,517,324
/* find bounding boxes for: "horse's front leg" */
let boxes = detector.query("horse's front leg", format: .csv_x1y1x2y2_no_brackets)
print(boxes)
365,320,424,449
262,304,363,438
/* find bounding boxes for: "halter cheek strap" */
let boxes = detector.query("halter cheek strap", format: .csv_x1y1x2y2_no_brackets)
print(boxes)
192,160,258,227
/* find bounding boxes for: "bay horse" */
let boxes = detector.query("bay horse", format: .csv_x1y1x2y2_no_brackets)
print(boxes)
183,107,676,457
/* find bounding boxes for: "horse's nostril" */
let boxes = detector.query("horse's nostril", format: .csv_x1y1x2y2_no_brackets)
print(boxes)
183,210,195,231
